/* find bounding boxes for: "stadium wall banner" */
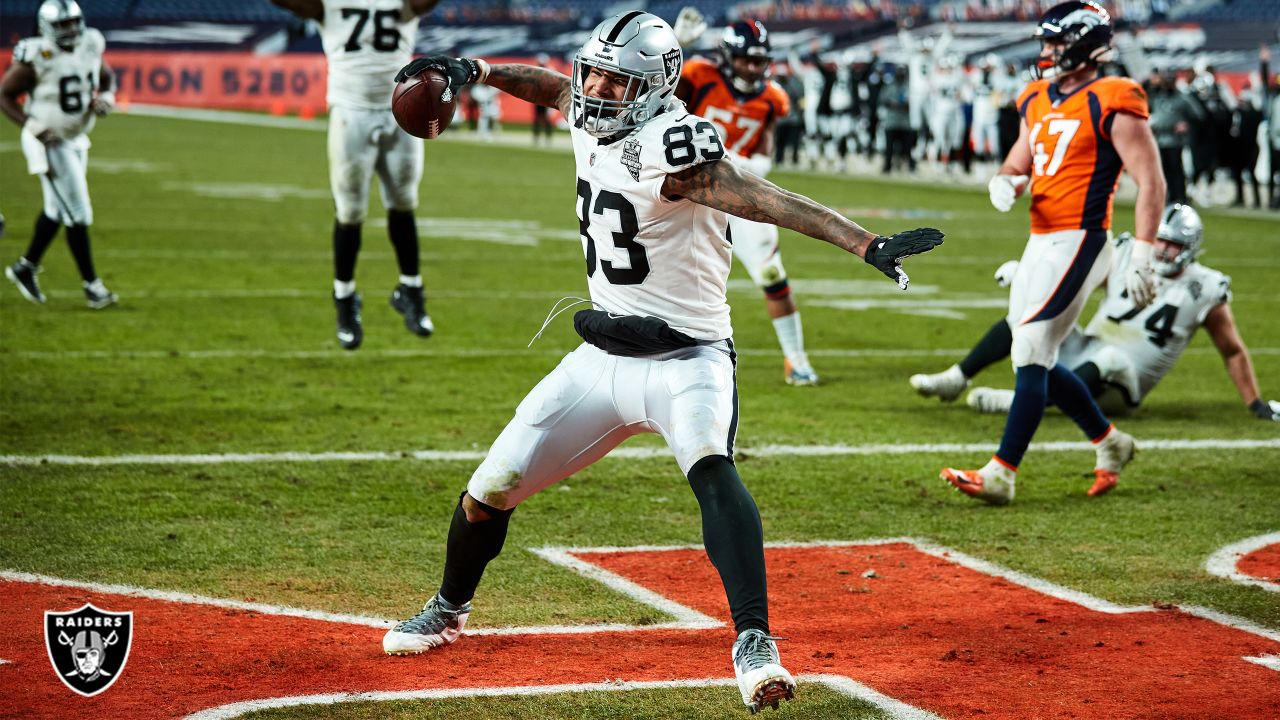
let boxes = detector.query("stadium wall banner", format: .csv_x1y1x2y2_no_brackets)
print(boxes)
0,50,561,121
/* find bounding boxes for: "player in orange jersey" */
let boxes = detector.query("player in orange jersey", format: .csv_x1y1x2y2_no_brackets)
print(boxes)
941,1,1166,506
674,10,818,386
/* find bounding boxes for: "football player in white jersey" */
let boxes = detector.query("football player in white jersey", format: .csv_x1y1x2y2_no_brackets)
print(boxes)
270,0,440,350
377,12,943,715
912,205,1280,421
1,0,118,309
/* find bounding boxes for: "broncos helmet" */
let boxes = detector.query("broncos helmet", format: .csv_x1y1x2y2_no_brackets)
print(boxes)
571,11,682,138
1032,1,1114,80
1152,203,1205,277
720,20,771,93
38,0,84,50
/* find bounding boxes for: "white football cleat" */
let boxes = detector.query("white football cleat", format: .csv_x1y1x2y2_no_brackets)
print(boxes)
731,629,795,714
966,387,1015,414
910,364,969,402
1090,428,1135,497
941,458,1016,506
383,595,471,655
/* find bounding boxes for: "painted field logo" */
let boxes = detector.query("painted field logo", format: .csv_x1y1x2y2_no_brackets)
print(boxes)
44,603,133,697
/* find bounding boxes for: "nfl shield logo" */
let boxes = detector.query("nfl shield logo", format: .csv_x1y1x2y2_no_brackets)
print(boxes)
45,603,133,697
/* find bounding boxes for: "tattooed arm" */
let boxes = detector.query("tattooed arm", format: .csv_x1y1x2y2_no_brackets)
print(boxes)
484,63,573,117
662,159,878,257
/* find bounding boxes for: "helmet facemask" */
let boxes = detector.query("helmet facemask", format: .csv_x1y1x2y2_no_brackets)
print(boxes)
38,0,84,50
570,12,682,139
1151,203,1204,277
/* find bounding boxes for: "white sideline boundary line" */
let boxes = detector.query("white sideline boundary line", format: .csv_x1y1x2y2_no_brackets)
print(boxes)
184,676,946,720
1205,531,1280,594
4,438,1278,467
1245,655,1280,672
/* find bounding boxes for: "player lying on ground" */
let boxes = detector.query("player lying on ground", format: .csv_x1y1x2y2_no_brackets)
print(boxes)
380,12,943,715
912,204,1280,421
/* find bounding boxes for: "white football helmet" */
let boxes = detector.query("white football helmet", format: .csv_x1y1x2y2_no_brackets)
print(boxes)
571,11,682,138
1153,203,1204,277
38,0,84,50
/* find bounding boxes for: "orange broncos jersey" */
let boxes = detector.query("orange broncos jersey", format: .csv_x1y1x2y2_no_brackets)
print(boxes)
681,57,789,159
1017,76,1149,233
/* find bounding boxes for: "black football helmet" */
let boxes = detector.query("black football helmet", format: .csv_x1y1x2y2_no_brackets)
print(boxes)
720,19,771,93
1032,1,1114,80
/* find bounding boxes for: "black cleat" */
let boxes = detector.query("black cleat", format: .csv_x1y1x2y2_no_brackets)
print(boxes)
334,292,363,350
390,284,434,337
6,259,46,304
83,280,118,309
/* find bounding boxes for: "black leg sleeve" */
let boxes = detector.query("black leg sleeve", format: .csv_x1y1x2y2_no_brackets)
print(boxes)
25,213,61,266
63,224,97,282
687,455,769,636
438,493,513,607
333,221,362,282
959,317,1013,379
386,209,420,277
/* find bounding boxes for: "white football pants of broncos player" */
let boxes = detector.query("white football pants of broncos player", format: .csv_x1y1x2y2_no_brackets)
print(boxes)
327,106,422,224
21,132,93,226
1007,229,1113,369
467,341,737,510
729,215,787,289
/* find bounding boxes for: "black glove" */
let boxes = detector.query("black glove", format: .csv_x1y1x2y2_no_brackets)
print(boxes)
863,227,945,290
1249,398,1279,420
395,56,483,91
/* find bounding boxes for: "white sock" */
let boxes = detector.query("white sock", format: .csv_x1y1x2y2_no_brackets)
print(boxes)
772,312,810,370
980,456,1017,482
334,280,356,299
399,274,423,288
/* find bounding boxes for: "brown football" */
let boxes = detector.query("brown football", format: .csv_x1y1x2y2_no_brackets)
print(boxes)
392,68,455,139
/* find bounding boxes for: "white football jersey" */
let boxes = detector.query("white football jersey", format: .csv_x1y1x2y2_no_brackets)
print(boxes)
319,0,418,110
570,106,734,341
12,29,105,140
1085,237,1231,398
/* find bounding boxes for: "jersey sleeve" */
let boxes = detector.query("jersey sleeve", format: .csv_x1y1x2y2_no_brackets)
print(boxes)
653,114,726,176
85,28,107,55
1104,78,1149,119
12,38,41,65
1015,80,1043,120
765,82,790,121
1195,270,1232,324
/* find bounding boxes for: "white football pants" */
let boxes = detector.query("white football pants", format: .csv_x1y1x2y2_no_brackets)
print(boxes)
327,105,423,224
467,342,738,511
22,134,93,226
1007,229,1113,369
729,214,786,288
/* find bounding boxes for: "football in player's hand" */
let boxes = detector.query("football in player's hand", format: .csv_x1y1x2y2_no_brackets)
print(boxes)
392,67,455,139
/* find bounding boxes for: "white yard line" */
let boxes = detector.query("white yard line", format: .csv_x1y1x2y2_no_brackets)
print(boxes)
1204,532,1280,594
3,438,1278,468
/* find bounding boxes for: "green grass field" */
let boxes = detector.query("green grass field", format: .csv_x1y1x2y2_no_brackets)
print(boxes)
1,113,1278,719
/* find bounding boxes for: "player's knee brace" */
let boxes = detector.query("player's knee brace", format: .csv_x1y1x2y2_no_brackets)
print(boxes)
763,278,790,300
755,253,788,290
